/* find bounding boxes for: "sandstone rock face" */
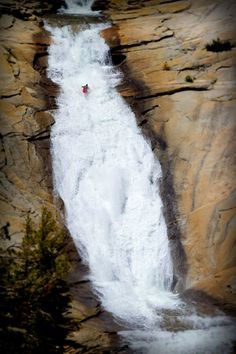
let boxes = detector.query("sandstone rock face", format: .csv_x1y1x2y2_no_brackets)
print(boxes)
103,0,236,306
0,3,123,351
0,13,54,241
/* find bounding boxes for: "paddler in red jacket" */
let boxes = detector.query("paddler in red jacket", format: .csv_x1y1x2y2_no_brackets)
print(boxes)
82,84,89,94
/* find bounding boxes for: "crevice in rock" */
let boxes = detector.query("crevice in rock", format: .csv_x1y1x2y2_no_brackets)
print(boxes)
159,0,185,4
136,84,211,100
26,129,50,142
70,279,91,285
112,14,171,23
14,42,49,47
112,14,154,22
3,47,20,78
177,63,211,72
141,104,159,115
215,65,232,71
1,92,21,99
219,206,236,213
26,135,50,142
111,53,126,66
138,118,148,126
0,132,22,139
79,307,102,324
111,33,174,51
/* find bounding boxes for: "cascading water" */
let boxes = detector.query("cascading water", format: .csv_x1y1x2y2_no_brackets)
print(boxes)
58,0,99,15
46,2,236,353
47,23,178,325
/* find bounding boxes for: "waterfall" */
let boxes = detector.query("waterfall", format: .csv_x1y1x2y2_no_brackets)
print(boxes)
46,6,236,353
58,0,99,15
46,23,178,326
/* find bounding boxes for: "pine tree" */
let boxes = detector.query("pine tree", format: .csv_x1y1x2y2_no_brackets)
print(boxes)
0,208,71,353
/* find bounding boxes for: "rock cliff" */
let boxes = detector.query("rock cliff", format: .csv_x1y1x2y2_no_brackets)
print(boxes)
0,10,54,240
0,1,123,352
101,0,236,306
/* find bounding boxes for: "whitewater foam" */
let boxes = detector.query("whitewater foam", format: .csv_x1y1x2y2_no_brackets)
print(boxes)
58,0,100,16
121,324,236,354
46,23,178,325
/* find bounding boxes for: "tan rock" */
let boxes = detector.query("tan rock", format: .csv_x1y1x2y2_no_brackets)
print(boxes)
158,1,190,14
100,26,120,48
68,325,111,351
34,110,54,130
0,16,53,238
105,0,236,306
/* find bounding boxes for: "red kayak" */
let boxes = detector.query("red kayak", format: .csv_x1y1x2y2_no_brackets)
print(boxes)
82,84,89,94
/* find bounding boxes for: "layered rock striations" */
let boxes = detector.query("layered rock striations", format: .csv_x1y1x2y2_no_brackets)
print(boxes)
0,2,123,352
102,0,236,306
0,11,54,240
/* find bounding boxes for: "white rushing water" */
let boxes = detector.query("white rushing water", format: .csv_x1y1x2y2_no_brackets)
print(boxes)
46,7,236,353
47,23,177,326
58,0,99,16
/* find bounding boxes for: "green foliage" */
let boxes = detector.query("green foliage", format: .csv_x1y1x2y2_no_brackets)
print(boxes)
0,208,71,353
185,75,194,83
205,38,233,52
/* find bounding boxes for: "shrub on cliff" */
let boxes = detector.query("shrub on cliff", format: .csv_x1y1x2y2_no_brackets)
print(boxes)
185,75,194,83
205,38,233,52
0,208,71,353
